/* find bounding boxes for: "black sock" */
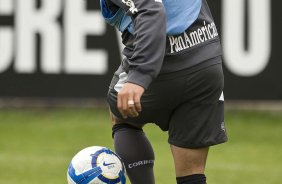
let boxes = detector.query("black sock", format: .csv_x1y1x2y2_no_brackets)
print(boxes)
177,174,206,184
113,124,155,184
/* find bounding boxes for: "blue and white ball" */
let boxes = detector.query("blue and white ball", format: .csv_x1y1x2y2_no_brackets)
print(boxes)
67,146,126,184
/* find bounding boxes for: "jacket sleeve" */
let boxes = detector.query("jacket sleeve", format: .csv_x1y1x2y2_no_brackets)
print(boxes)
110,0,167,89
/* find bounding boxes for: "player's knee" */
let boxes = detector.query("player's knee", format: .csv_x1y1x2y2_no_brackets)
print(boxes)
112,123,143,138
110,112,124,125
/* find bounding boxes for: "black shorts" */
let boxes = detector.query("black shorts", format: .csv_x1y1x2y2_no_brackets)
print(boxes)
107,59,228,148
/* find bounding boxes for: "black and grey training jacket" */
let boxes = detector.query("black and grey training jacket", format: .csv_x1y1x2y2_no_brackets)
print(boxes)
100,0,222,89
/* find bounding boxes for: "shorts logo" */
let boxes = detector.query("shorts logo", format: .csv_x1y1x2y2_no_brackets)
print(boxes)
221,122,226,132
219,92,224,101
122,0,138,14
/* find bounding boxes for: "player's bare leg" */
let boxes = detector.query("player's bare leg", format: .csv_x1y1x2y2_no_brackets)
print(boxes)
171,145,209,184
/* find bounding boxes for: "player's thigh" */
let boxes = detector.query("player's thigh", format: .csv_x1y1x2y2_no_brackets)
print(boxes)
108,88,173,129
168,64,227,148
107,68,186,130
170,145,209,176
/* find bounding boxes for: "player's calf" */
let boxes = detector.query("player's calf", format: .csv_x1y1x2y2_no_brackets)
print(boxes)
112,123,155,184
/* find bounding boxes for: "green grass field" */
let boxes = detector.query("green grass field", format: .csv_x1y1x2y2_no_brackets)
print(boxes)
0,108,282,184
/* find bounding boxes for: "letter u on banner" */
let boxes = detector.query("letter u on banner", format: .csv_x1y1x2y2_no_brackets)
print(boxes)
222,0,271,77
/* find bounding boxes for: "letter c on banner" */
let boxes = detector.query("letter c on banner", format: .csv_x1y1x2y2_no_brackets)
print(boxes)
222,0,271,76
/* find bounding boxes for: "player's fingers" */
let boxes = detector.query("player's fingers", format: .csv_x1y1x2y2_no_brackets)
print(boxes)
127,101,139,117
127,107,139,117
134,94,142,112
121,95,129,118
127,92,138,117
117,93,122,110
117,93,127,119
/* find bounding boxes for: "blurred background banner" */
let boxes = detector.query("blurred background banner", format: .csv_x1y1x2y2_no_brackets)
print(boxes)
0,0,280,100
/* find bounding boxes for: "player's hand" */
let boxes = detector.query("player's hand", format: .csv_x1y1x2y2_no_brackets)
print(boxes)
117,83,144,118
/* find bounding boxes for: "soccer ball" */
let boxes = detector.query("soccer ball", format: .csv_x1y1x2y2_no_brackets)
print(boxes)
67,146,126,184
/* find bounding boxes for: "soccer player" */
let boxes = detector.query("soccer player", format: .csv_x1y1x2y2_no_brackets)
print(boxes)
100,0,227,183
